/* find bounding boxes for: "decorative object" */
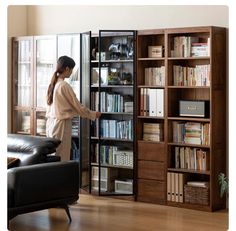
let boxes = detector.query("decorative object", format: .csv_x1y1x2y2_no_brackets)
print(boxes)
218,172,228,198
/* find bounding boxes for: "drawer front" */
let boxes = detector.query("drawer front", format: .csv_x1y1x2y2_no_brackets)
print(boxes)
137,179,165,204
138,160,165,180
138,141,165,161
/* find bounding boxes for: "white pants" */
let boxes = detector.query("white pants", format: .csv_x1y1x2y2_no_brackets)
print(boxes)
46,118,72,161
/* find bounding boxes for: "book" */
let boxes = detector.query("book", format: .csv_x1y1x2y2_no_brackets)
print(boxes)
178,173,184,203
187,181,209,188
171,172,175,201
156,89,164,117
167,172,171,201
175,173,179,202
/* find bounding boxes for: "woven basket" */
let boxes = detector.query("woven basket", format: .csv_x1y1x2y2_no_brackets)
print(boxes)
184,185,209,205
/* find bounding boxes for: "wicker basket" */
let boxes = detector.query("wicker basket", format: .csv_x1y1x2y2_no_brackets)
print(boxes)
184,185,209,205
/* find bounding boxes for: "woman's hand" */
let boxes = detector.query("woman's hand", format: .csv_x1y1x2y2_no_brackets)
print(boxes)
95,111,102,118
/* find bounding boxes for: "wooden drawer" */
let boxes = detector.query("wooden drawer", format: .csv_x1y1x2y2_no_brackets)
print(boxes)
138,160,165,180
137,179,165,204
138,141,165,161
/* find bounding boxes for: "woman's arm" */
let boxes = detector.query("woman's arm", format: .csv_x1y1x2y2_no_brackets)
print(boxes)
62,82,100,120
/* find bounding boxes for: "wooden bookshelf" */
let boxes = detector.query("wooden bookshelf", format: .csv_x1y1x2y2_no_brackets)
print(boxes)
136,26,227,211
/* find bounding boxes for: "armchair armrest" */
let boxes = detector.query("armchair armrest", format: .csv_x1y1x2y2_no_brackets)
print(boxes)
7,134,61,166
8,161,79,207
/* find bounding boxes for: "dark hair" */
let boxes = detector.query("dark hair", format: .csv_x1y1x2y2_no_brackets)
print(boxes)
47,56,76,105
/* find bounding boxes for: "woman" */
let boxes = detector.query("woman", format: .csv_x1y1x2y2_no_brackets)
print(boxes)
46,55,101,161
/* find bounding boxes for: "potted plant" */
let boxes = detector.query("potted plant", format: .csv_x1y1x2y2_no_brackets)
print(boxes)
218,172,228,198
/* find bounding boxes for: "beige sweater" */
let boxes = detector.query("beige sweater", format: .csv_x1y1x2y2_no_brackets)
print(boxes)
46,79,96,121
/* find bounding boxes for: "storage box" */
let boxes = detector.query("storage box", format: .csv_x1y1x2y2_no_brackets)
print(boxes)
115,179,133,194
113,150,133,167
148,46,163,58
179,100,209,117
184,185,209,205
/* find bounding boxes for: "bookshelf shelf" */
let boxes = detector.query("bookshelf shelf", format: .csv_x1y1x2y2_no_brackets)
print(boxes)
91,163,133,170
137,116,165,119
168,142,210,149
100,60,133,63
138,140,165,145
138,57,165,61
167,168,210,175
167,86,210,89
101,112,133,115
100,137,134,142
138,85,165,89
168,117,210,122
168,56,210,60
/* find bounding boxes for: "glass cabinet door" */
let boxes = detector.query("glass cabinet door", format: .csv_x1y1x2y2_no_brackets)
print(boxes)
13,110,31,134
13,37,33,107
80,31,91,190
36,111,46,136
35,36,56,108
58,34,80,97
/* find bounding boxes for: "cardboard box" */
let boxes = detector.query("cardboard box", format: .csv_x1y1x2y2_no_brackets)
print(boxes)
148,46,163,58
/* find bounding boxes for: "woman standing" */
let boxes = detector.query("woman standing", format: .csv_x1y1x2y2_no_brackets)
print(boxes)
46,55,101,161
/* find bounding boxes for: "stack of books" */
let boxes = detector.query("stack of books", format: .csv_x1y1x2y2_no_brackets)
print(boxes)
191,42,209,57
143,123,163,142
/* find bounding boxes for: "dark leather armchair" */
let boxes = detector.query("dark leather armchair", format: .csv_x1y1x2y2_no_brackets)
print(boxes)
7,133,61,166
7,134,79,223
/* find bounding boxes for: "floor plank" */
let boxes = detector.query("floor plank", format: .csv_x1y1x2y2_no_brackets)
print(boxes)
9,194,228,231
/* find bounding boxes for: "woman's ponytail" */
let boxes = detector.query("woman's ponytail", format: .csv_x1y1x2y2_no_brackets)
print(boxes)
46,71,58,105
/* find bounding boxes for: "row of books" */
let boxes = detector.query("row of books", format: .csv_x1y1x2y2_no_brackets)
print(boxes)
167,172,185,202
91,91,133,113
174,146,209,171
171,36,210,57
143,123,164,142
92,145,133,168
140,88,164,117
71,117,80,136
172,122,210,145
173,64,210,86
144,66,165,86
100,119,133,140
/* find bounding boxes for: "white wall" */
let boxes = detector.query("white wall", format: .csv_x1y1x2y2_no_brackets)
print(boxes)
8,5,28,37
27,5,228,35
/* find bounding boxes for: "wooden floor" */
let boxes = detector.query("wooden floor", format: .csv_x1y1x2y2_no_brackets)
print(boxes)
9,194,228,231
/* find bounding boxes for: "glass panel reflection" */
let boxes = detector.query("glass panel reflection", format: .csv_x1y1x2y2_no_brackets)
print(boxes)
36,38,55,108
58,34,80,98
16,40,31,106
36,111,46,136
15,111,31,134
